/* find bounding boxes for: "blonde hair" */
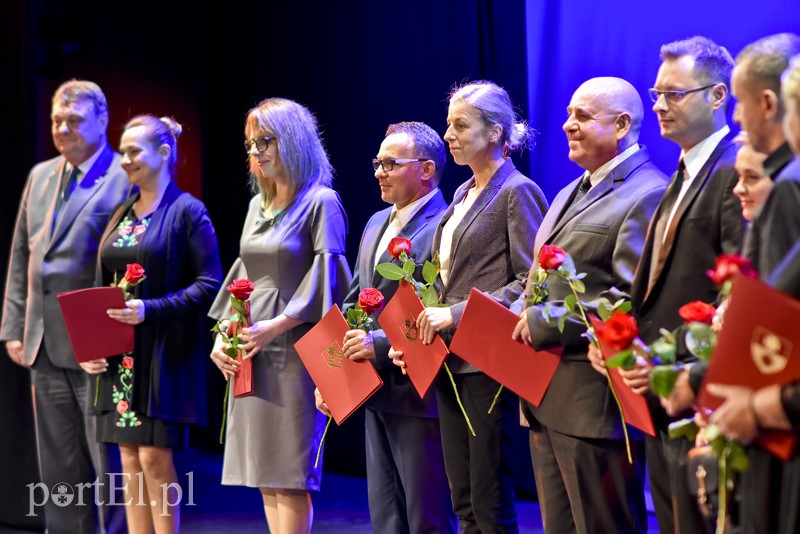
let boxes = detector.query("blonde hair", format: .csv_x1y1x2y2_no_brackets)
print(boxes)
123,115,183,175
245,98,333,207
449,80,533,154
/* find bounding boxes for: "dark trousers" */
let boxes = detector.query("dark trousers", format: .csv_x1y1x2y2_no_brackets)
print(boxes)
31,348,124,534
646,431,713,534
365,408,457,534
527,418,647,534
435,371,518,534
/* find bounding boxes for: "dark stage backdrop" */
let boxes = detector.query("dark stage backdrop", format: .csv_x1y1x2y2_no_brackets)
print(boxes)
2,0,800,528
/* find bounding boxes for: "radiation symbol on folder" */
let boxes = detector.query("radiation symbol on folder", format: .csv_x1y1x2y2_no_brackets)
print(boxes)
403,314,419,341
751,326,792,375
323,341,345,369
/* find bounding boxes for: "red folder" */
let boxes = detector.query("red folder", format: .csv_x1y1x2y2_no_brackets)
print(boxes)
57,287,134,363
294,304,383,424
378,280,449,398
698,274,800,459
449,288,562,407
229,301,254,398
589,316,656,436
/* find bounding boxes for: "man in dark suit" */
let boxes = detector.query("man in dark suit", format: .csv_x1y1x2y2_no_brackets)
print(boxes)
510,77,667,533
606,37,745,534
1,80,130,533
316,122,456,534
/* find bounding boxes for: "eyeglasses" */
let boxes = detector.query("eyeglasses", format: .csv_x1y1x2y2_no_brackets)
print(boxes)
371,158,428,172
244,136,276,154
648,84,716,104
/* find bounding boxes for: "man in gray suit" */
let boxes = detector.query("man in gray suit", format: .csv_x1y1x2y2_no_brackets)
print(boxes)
511,77,667,533
317,122,456,533
1,80,130,533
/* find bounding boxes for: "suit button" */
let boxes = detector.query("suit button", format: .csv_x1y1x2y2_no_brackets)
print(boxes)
43,289,51,295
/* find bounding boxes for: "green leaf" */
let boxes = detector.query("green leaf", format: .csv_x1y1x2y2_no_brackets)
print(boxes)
375,263,406,280
224,347,239,359
667,418,699,441
650,338,677,364
570,278,586,294
422,261,439,285
615,300,632,313
564,293,576,313
597,299,612,321
347,307,364,328
651,365,680,397
421,285,440,307
728,442,751,472
403,258,415,276
231,298,247,318
558,315,567,333
605,349,635,369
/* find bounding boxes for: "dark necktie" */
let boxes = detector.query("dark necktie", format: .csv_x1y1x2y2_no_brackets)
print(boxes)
572,175,592,206
649,159,686,287
51,166,80,233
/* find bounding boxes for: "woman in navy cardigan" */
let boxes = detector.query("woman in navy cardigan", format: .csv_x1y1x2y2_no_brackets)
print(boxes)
81,115,222,533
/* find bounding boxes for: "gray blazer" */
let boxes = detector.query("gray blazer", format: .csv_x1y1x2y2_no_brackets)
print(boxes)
434,159,548,373
519,147,667,439
1,145,131,368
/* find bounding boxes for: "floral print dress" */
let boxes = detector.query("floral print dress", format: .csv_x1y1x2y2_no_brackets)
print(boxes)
97,210,186,448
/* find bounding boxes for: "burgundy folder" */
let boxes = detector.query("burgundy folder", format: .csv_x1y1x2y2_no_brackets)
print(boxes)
377,280,449,398
294,304,383,424
699,274,800,459
589,316,656,436
57,287,134,363
449,288,562,407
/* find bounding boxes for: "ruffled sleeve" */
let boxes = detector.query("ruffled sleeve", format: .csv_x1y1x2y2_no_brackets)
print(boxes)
283,187,353,323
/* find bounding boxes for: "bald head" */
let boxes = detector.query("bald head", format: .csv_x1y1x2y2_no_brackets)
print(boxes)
564,77,644,172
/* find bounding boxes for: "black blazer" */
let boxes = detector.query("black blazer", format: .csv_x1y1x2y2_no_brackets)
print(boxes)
94,181,223,424
342,190,447,417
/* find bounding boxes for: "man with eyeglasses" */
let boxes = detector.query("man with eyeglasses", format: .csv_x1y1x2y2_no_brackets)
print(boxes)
608,36,745,534
1,80,129,533
509,76,666,533
316,122,456,533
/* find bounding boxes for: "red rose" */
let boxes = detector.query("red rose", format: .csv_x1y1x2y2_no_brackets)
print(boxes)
539,245,568,270
227,279,255,301
679,301,716,325
122,356,134,369
124,263,146,285
706,254,757,286
388,237,412,259
596,312,639,351
116,401,129,415
358,288,385,315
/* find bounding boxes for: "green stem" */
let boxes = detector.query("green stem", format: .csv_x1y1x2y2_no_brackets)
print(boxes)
444,363,476,436
219,379,230,444
488,385,504,414
568,279,632,464
94,375,101,406
315,416,333,468
717,446,729,534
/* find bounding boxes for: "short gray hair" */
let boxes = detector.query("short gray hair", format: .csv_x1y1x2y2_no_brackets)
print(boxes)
737,33,800,117
52,79,108,117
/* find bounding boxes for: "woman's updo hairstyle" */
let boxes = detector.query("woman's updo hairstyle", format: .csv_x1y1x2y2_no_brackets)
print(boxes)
448,80,534,155
123,115,183,175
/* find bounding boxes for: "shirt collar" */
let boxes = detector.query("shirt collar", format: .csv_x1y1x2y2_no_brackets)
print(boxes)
390,188,439,229
69,142,108,179
681,125,730,181
585,144,641,187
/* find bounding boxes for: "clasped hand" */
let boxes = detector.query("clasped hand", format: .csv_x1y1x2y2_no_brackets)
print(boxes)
342,329,375,361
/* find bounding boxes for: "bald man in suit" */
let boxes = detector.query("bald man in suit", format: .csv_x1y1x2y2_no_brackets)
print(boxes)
512,77,666,533
1,80,130,533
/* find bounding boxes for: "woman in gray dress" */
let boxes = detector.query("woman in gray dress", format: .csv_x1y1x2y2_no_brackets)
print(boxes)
209,98,351,533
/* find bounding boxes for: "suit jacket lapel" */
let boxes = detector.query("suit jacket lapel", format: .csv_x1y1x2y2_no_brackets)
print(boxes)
49,145,116,248
446,160,514,272
362,210,392,288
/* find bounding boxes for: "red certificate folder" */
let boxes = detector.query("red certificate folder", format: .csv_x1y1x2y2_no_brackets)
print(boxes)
378,280,449,398
449,288,562,407
57,287,134,363
294,304,383,424
698,274,800,459
589,316,656,437
229,301,254,398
